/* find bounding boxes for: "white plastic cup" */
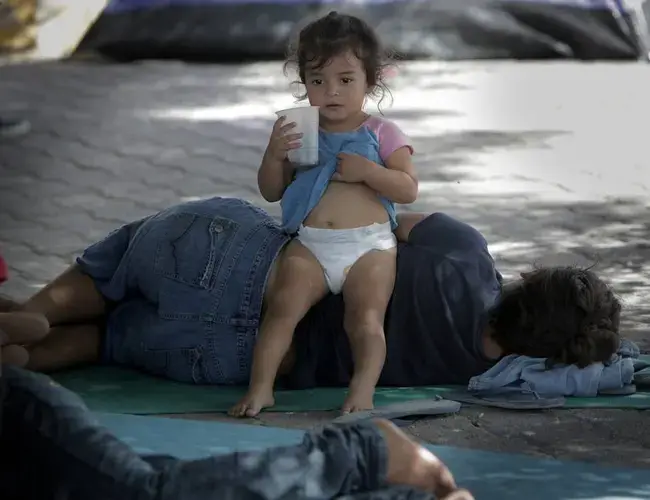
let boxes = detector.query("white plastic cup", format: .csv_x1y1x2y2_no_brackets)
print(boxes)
275,106,319,167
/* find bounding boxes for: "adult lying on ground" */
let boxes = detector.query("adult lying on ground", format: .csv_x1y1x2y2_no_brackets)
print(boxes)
1,197,622,407
0,318,473,500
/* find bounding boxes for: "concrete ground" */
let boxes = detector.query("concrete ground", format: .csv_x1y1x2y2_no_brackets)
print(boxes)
1,60,649,469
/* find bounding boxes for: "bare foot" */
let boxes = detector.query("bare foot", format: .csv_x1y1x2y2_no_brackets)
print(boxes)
228,387,275,418
374,419,463,498
341,384,375,413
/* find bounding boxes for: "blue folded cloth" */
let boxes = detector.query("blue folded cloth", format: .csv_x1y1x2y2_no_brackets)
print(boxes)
468,339,640,398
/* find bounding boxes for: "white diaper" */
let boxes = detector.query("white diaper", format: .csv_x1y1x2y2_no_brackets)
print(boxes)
297,222,397,294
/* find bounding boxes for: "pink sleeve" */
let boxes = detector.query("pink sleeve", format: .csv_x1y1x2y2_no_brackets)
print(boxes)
367,117,414,162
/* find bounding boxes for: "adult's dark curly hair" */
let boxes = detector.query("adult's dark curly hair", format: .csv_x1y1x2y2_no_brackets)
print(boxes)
284,11,393,108
488,267,621,368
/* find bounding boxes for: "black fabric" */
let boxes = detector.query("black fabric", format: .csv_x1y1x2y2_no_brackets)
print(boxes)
284,213,501,389
75,1,644,62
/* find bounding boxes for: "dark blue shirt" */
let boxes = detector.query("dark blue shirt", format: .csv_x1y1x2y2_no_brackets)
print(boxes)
285,213,502,388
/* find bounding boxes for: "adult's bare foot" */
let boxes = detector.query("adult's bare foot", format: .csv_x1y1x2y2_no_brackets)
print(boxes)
374,419,466,499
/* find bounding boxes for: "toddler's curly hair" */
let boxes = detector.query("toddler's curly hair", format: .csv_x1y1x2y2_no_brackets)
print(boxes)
284,11,394,108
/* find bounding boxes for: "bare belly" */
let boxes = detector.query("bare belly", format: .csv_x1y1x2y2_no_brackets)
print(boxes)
303,181,389,229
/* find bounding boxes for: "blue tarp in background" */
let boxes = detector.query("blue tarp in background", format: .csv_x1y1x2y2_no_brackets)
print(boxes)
77,0,646,61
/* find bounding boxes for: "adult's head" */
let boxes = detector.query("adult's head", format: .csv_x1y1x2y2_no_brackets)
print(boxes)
488,266,621,367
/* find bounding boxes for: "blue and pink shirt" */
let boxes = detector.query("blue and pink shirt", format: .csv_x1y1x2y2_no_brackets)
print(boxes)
280,116,413,234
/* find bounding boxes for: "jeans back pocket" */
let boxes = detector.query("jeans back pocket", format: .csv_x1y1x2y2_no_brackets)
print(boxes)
154,212,238,290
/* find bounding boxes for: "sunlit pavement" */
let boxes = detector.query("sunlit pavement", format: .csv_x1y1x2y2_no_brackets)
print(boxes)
1,60,649,466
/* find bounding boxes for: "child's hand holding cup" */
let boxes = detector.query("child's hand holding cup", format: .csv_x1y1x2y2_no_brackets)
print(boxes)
274,106,319,167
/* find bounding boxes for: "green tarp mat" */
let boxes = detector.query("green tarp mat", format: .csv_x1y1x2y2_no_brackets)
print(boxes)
52,361,650,415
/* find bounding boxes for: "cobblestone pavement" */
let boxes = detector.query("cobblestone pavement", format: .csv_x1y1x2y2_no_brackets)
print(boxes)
1,60,649,468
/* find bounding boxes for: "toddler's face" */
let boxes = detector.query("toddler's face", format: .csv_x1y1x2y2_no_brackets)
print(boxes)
303,51,369,125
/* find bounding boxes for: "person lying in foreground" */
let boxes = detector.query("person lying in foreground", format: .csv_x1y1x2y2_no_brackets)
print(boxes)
1,316,473,500
0,197,622,416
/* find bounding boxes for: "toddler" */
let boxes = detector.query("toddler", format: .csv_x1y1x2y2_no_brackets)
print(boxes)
229,11,417,417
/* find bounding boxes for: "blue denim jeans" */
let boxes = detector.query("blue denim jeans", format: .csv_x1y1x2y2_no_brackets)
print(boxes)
0,366,435,499
76,197,290,385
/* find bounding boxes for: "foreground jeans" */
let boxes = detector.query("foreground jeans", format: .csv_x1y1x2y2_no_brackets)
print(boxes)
0,366,434,499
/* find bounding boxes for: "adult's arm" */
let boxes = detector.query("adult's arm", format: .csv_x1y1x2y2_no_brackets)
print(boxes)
395,212,490,256
394,212,428,242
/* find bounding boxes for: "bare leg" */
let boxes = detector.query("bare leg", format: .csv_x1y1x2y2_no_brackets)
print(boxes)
341,248,396,413
1,265,106,370
26,323,102,372
20,264,107,326
228,240,328,418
